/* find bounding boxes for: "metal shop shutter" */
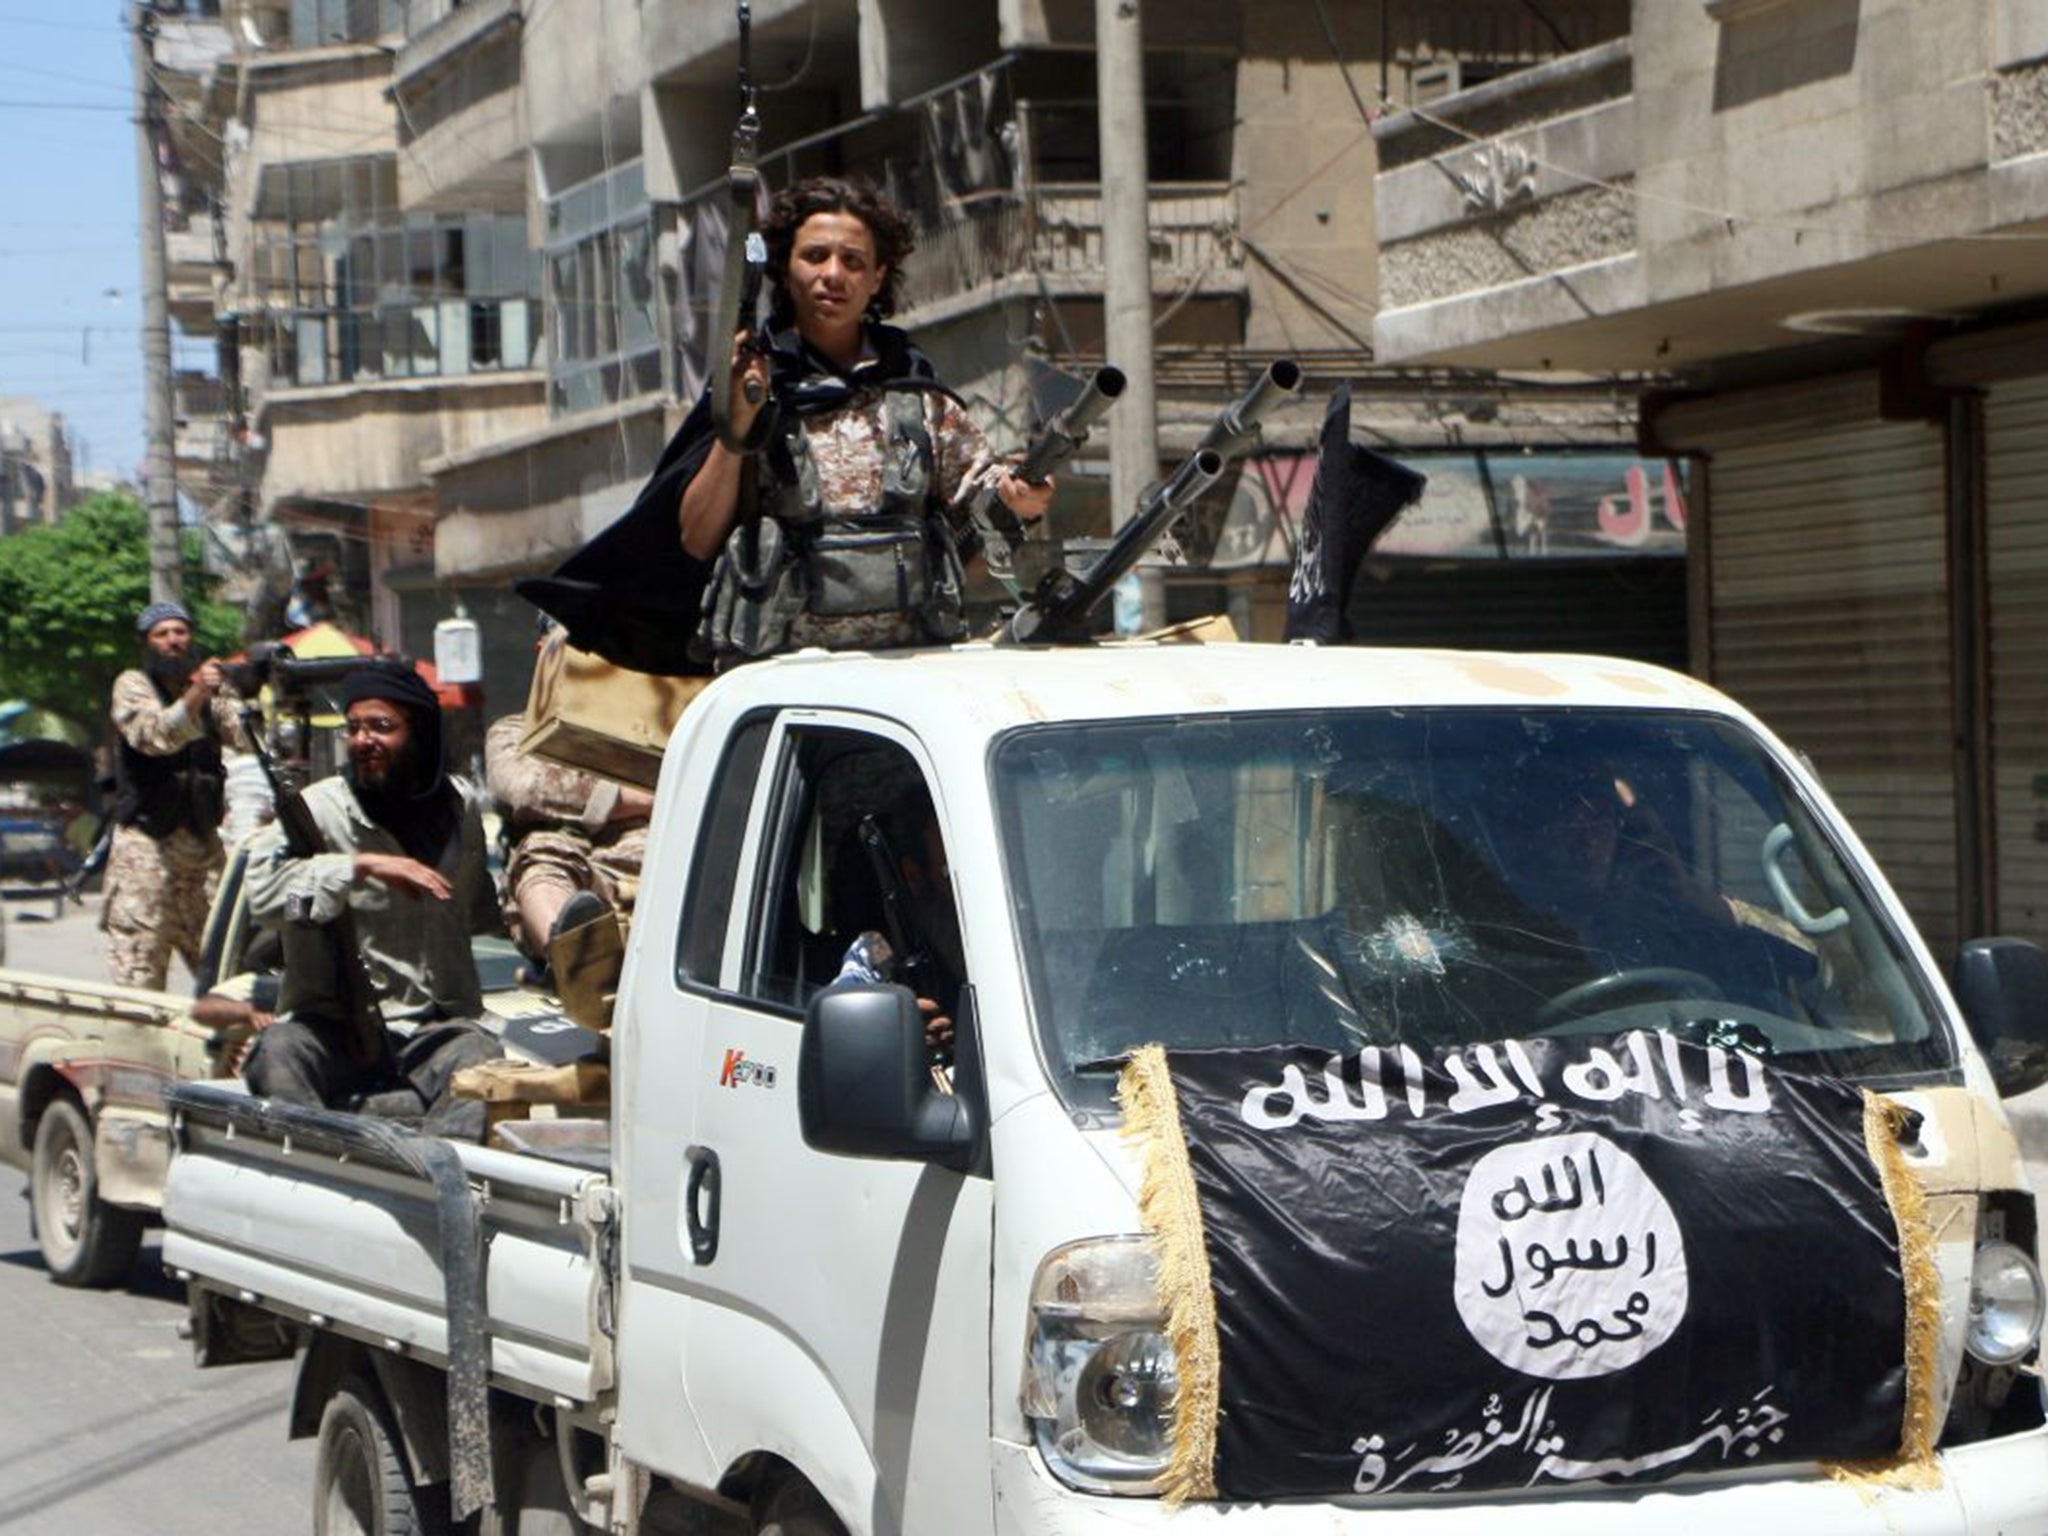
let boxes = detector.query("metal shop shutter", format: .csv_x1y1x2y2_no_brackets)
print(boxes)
1343,559,1689,669
1986,376,2048,948
1709,420,1956,956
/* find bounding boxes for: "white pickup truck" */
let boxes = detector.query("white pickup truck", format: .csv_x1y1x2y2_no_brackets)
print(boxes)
163,642,2048,1535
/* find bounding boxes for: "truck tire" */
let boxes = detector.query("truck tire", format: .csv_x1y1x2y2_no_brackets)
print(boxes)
30,1096,143,1288
315,1377,447,1536
753,1480,847,1536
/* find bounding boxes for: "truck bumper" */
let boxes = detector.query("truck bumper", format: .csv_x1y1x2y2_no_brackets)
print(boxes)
991,1429,2048,1534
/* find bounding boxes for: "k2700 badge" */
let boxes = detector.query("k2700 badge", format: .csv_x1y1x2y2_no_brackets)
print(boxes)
719,1049,777,1090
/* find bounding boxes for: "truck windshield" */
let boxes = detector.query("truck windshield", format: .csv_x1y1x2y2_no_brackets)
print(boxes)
991,708,1958,1117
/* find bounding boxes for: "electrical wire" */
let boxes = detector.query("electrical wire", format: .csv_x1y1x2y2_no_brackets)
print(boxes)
0,98,132,111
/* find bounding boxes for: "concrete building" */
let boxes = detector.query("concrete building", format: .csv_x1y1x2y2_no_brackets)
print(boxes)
1370,0,2048,958
0,399,75,535
163,0,1677,711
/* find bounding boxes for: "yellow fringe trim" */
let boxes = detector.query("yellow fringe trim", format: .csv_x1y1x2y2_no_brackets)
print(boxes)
1118,1045,1222,1503
1823,1092,1944,1495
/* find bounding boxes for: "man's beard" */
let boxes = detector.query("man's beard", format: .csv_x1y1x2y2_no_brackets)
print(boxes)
143,649,198,701
352,736,421,798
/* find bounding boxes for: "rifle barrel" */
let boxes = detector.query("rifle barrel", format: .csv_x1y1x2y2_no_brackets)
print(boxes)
1015,366,1128,484
1198,359,1304,461
1006,448,1225,643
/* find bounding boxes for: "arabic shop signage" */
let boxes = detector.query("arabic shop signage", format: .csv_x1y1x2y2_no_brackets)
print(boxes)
1120,1031,1922,1502
1206,450,1689,569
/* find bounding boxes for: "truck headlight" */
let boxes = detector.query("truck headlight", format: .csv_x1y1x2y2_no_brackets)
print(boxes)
1966,1240,2045,1366
1021,1237,1177,1495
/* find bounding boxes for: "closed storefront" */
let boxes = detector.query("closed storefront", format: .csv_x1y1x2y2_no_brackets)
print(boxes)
1666,380,1958,956
1985,375,2048,949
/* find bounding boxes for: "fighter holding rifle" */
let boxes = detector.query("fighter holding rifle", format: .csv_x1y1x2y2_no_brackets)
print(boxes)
239,660,505,1142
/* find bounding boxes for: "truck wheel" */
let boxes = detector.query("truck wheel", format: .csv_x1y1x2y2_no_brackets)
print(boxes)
314,1378,445,1536
30,1097,143,1288
753,1480,847,1536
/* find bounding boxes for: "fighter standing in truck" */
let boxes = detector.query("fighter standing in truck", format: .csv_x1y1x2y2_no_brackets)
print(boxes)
677,176,1055,665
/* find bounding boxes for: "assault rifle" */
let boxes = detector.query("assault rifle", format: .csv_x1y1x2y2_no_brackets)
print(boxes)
855,812,953,1064
708,1,770,454
970,366,1127,597
1003,359,1303,644
239,699,391,1074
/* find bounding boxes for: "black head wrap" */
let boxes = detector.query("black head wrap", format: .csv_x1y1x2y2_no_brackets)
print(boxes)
338,661,458,863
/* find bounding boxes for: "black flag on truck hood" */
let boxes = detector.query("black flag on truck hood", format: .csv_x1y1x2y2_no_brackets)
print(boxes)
1281,381,1427,644
1118,1032,1937,1503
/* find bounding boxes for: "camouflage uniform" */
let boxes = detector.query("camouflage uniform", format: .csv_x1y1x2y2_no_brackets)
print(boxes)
101,669,244,991
485,713,648,939
777,386,996,653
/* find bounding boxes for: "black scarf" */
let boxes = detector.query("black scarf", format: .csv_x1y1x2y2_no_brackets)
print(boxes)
517,322,951,675
337,669,460,866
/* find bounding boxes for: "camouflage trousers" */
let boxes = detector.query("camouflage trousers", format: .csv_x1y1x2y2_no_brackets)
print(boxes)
101,824,223,991
502,824,645,938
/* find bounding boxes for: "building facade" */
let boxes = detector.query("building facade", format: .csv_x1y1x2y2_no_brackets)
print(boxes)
0,399,75,535
1371,0,2048,959
158,0,1672,711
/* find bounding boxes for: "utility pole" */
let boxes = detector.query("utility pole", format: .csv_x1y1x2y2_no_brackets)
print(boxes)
132,0,181,603
1095,0,1164,631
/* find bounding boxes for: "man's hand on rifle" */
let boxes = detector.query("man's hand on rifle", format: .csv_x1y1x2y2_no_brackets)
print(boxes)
182,658,226,712
992,467,1053,522
725,331,772,443
353,851,453,901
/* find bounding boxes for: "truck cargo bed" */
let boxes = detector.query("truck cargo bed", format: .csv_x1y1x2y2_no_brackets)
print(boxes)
162,1081,615,1408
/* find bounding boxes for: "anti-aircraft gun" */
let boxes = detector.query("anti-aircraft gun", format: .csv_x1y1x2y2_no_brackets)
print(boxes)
1003,359,1303,644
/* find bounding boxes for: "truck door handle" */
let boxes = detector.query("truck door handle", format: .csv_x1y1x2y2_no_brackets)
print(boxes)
684,1145,721,1265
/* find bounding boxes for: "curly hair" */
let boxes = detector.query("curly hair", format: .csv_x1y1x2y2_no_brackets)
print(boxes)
762,176,918,328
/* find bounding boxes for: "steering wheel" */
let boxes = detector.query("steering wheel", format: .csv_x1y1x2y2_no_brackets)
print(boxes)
1533,967,1722,1032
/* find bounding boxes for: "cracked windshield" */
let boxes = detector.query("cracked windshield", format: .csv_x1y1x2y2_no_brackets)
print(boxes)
994,709,1956,1114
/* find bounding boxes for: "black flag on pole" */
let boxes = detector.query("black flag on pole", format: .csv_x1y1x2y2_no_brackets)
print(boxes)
1120,1032,1935,1504
1283,381,1427,643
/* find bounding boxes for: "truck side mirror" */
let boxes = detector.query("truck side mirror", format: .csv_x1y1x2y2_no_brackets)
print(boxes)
1953,938,2048,1098
799,984,978,1171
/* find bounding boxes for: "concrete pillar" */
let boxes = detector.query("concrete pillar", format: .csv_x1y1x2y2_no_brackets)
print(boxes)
1096,0,1162,629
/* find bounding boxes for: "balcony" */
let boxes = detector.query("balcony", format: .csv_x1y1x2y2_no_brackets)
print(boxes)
1371,40,1640,369
1373,3,2048,374
670,61,1247,395
231,0,404,51
166,221,224,332
152,6,233,81
392,0,523,211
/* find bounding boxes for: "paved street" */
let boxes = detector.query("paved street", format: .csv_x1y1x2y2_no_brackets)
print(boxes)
0,890,312,1535
0,1165,314,1536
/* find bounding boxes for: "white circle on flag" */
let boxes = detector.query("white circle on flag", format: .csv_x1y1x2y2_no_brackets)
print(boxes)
1452,1131,1688,1380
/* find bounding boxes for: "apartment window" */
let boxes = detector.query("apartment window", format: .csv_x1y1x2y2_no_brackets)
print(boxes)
544,159,662,416
289,0,404,46
250,154,541,388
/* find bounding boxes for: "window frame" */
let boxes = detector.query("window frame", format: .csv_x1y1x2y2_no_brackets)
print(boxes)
672,711,777,998
686,710,953,1019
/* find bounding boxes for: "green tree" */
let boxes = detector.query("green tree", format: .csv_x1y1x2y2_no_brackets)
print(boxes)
0,493,243,737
